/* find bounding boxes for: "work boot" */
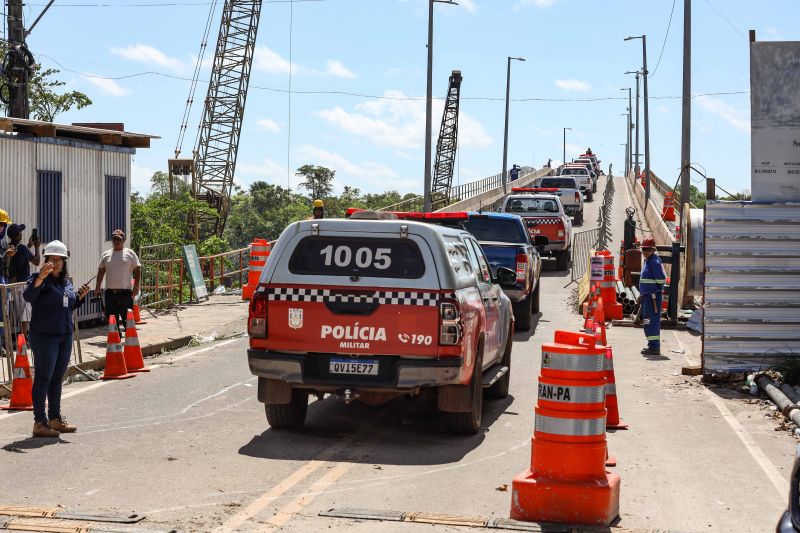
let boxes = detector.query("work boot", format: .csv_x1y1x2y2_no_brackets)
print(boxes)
641,347,661,356
32,421,59,438
48,416,77,433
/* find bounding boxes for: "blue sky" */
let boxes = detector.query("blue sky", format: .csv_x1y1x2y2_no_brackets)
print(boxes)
16,0,798,196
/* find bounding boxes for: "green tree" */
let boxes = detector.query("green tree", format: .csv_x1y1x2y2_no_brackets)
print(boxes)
296,165,335,200
689,185,707,209
28,67,92,122
720,188,752,201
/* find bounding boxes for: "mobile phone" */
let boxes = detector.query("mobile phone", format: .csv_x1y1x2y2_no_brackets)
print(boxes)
31,228,38,241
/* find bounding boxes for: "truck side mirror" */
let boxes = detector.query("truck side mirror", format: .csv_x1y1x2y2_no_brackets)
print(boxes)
495,267,517,286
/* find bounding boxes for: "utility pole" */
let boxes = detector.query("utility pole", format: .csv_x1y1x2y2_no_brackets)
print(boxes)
563,127,571,166
502,56,524,194
6,0,29,118
634,72,640,176
627,87,633,174
621,112,630,177
679,0,692,229
642,36,651,206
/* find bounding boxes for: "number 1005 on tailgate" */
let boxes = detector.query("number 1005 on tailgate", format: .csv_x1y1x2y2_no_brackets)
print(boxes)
330,359,379,376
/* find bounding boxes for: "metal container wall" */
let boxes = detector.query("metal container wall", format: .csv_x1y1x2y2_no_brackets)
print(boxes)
0,135,133,320
703,201,800,372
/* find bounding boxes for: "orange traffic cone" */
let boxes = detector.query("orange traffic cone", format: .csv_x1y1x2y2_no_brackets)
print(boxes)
605,347,628,429
593,305,607,346
123,309,150,373
1,335,34,411
132,303,147,325
101,316,136,380
511,330,620,526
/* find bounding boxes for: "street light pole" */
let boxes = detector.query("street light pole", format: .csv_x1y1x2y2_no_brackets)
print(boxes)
626,70,641,177
502,56,525,194
562,127,572,166
620,88,632,176
679,0,691,229
423,0,458,213
621,113,630,177
625,35,651,206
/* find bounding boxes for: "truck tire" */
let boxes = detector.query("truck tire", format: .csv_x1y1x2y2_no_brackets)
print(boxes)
531,281,541,314
512,294,533,332
486,329,512,399
265,389,309,430
574,211,584,226
592,182,598,193
556,250,570,271
586,190,594,202
444,346,484,434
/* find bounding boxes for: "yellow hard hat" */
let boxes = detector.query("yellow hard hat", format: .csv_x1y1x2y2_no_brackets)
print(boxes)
313,199,324,209
0,209,10,224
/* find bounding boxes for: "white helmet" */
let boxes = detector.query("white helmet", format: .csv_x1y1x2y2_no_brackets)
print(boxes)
43,240,69,258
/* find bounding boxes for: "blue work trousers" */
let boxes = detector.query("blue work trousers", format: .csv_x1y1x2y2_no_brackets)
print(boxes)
642,292,663,350
29,332,73,424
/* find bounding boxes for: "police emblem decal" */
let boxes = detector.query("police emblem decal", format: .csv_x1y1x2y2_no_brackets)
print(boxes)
288,308,303,329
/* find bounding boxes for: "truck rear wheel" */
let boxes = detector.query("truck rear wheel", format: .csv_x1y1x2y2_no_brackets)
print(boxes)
444,347,483,434
556,250,570,271
512,294,533,331
265,389,308,430
592,182,598,193
586,190,594,202
574,211,584,226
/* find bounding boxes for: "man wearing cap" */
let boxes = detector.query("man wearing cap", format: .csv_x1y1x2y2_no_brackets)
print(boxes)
95,229,141,334
0,208,11,281
7,224,41,335
639,238,667,355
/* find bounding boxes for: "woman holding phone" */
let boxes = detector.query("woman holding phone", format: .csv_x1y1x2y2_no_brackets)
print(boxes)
23,240,90,438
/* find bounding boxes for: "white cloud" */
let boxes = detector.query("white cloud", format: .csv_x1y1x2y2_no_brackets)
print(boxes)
237,158,289,180
295,145,397,181
515,0,558,10
657,104,669,113
765,27,784,41
317,90,492,150
555,79,591,92
111,44,185,73
325,59,358,79
254,46,297,74
83,73,130,97
696,95,750,132
131,163,155,194
256,118,281,133
460,0,478,13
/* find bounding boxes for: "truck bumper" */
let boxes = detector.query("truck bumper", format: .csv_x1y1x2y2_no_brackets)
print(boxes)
564,206,579,215
248,349,464,390
502,287,528,303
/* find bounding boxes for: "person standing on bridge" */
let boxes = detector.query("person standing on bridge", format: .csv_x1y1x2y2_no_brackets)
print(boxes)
24,240,90,437
639,238,666,355
94,229,141,336
311,199,325,220
510,164,520,182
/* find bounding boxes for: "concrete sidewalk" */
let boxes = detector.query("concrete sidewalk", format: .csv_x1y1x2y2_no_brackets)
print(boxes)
74,293,248,369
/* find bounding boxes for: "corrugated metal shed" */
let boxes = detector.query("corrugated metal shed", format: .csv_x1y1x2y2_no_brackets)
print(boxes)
703,201,800,373
0,125,153,320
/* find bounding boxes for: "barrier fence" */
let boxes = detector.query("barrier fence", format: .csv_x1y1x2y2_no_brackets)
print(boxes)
571,175,614,282
139,246,250,309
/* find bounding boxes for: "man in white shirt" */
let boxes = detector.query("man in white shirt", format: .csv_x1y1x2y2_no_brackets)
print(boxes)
95,229,141,334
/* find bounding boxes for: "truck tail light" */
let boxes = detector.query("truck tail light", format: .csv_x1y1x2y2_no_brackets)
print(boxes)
575,191,581,204
515,253,528,282
248,289,268,339
558,221,565,237
439,300,462,346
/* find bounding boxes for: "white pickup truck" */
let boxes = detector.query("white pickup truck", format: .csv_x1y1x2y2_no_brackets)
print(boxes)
534,176,585,225
559,164,595,202
501,192,573,271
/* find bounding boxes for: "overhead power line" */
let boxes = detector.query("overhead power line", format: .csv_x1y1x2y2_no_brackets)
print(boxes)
703,0,746,37
649,0,676,79
27,0,323,6
39,54,748,103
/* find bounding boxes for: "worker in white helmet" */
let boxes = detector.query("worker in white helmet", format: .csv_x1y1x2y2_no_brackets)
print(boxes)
23,240,91,438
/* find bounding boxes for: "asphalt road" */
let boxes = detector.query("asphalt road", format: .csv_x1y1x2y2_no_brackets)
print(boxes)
0,176,793,533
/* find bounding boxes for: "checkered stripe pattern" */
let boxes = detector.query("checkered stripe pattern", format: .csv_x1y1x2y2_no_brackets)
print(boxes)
267,287,455,306
525,218,560,225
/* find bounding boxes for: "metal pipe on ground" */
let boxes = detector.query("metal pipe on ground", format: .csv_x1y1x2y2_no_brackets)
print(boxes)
782,383,800,405
757,375,800,428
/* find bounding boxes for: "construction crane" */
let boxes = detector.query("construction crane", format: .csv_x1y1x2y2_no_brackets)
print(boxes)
169,0,262,240
430,70,463,211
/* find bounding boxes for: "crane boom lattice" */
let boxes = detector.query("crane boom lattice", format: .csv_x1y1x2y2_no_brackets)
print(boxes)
191,0,262,239
430,70,463,211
